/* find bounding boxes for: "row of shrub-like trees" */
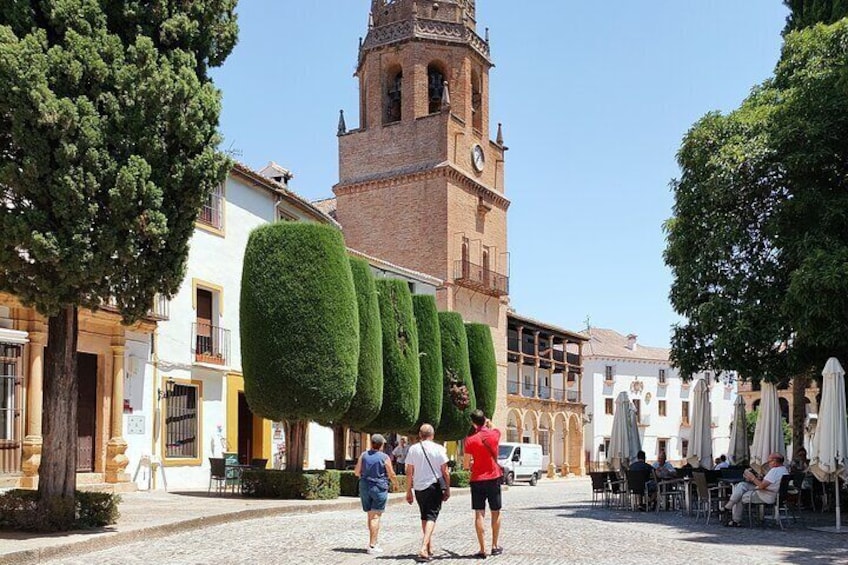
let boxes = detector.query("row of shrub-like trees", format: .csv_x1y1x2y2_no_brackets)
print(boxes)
241,223,498,471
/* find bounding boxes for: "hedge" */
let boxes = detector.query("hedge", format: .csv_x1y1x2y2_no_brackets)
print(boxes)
365,279,420,432
450,470,472,488
339,257,384,429
240,222,359,424
339,471,408,496
241,469,340,500
411,295,444,432
0,490,120,531
437,312,477,441
465,323,498,422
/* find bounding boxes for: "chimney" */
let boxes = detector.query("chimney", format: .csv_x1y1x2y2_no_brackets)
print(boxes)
626,334,638,351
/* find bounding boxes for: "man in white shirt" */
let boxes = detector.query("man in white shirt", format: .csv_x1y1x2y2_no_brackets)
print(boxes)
724,453,789,527
714,455,730,470
405,424,451,562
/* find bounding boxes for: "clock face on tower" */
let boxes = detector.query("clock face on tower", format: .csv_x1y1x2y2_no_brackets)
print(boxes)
471,144,485,173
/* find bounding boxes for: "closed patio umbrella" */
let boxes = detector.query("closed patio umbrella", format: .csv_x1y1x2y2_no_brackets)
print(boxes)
687,379,713,469
609,392,639,471
629,400,643,456
809,358,848,533
750,381,786,475
727,395,749,465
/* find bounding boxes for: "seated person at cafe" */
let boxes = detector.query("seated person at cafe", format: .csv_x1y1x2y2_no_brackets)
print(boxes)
630,450,657,508
714,455,730,470
724,453,788,527
790,447,809,473
652,451,676,479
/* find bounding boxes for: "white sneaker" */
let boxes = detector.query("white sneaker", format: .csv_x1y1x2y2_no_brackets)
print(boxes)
367,545,384,555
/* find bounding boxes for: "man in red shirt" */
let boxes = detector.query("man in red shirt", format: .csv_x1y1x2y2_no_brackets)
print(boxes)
463,409,503,558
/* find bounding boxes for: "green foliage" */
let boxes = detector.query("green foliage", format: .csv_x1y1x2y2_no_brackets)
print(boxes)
241,470,341,500
0,490,120,531
241,223,359,423
449,470,472,488
338,258,383,430
412,295,444,432
339,471,360,497
783,0,848,35
665,20,848,383
365,279,421,433
437,312,476,441
0,0,237,322
465,323,498,421
746,409,792,447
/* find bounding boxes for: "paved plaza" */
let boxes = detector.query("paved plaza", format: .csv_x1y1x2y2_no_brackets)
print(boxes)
36,480,848,565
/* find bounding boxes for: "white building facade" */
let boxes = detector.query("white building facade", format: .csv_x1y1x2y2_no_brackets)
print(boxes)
582,328,737,469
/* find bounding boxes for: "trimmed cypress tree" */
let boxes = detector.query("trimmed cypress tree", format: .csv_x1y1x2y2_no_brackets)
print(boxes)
465,323,498,422
437,312,477,441
241,222,359,471
784,0,848,35
412,295,444,432
339,258,384,428
333,257,383,466
365,279,421,432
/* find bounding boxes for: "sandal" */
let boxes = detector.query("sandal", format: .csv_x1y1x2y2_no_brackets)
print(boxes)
491,546,504,556
474,551,488,559
725,520,741,528
416,554,432,563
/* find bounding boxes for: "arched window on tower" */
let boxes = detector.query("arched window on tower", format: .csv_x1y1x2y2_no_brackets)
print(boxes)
471,69,483,131
428,64,445,114
385,68,402,124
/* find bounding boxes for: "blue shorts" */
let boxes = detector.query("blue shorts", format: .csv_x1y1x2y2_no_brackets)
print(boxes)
359,482,388,512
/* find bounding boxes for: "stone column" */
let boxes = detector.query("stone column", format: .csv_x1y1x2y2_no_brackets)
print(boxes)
105,342,129,483
21,331,46,489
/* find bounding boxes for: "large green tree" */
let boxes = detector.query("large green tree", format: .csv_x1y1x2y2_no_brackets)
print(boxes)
437,312,476,441
0,0,237,529
411,295,444,432
665,18,848,451
332,257,383,467
784,0,848,34
241,222,359,471
365,279,420,433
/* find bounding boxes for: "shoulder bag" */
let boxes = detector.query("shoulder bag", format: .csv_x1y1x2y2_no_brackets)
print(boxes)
421,442,448,493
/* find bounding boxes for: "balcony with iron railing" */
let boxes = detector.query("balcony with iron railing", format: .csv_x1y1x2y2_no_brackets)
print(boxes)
198,192,223,230
454,260,509,297
192,322,231,366
102,294,170,321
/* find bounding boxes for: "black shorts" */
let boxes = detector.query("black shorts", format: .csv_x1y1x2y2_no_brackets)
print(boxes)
471,478,502,511
415,482,443,522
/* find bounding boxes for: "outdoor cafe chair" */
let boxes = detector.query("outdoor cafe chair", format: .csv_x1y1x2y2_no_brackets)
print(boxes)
692,471,725,525
589,472,607,507
624,470,652,511
606,471,626,508
654,469,683,513
747,474,795,530
208,457,229,495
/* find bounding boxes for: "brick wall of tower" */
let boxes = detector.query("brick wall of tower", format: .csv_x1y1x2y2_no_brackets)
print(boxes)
335,175,449,280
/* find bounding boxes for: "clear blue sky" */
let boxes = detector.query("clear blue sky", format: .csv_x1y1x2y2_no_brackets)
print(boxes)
211,1,789,348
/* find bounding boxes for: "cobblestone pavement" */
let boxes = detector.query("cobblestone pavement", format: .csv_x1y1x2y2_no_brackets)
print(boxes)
46,480,848,565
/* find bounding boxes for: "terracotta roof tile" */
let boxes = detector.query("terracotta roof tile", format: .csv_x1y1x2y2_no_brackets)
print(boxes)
583,327,669,362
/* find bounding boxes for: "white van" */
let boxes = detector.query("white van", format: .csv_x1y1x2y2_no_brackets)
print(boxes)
497,442,543,486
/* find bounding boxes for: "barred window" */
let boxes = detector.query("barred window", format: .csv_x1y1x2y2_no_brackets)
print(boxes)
658,400,667,417
658,369,667,384
198,183,224,229
538,429,550,456
605,398,614,415
165,383,199,459
604,366,614,381
0,344,21,441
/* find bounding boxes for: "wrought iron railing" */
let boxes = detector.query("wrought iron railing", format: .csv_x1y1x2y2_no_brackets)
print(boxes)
198,191,223,229
538,385,551,400
454,260,509,297
521,382,536,398
192,322,231,366
102,294,170,321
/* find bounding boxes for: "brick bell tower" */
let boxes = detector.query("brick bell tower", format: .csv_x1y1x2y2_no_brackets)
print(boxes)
334,0,510,427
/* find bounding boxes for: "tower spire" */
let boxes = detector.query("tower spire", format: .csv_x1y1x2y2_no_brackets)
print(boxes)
337,110,347,136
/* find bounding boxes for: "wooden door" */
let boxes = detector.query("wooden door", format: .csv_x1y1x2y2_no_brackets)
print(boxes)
77,353,98,472
196,289,213,359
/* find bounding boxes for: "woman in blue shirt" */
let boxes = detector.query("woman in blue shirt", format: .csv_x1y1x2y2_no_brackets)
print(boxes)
354,433,399,554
